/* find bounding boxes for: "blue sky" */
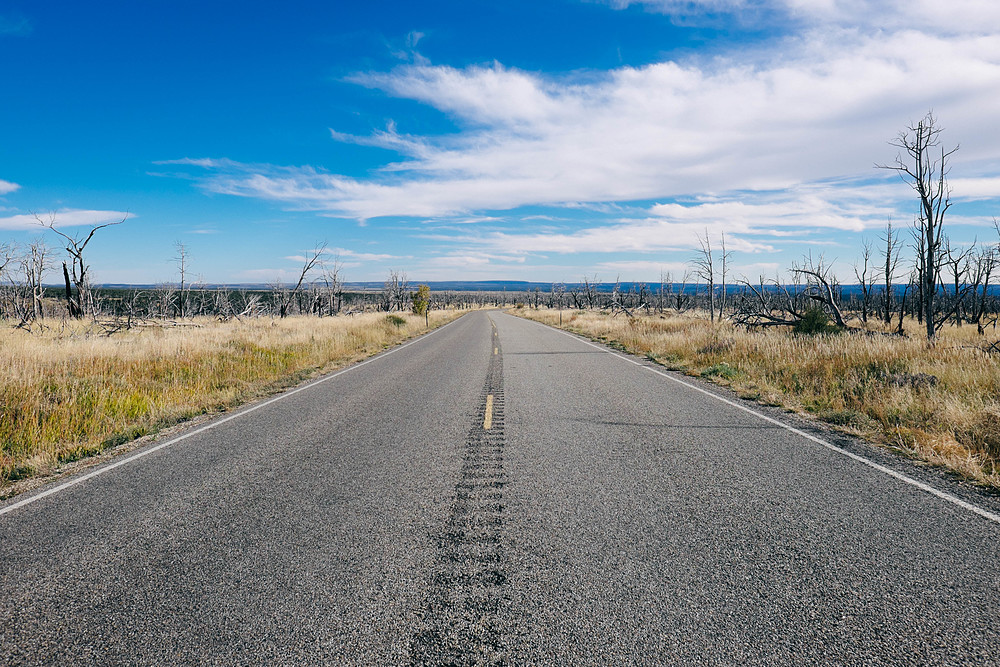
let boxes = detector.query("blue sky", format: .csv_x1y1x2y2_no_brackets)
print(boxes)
2,0,1000,285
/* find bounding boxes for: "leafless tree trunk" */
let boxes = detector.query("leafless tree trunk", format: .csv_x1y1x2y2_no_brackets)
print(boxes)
691,230,715,322
382,270,409,312
791,253,847,327
674,270,691,312
967,242,998,335
320,256,343,316
173,241,190,318
581,274,599,309
877,112,957,343
719,232,732,319
880,219,902,324
23,240,50,321
36,212,127,319
853,240,876,323
942,238,973,327
278,244,325,318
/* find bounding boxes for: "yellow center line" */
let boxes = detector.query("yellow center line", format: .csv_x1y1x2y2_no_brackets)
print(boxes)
483,394,494,430
494,347,498,355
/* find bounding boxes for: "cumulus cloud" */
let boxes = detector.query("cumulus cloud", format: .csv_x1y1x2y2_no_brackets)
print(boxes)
0,179,19,195
158,0,1000,280
0,209,131,231
174,23,1000,226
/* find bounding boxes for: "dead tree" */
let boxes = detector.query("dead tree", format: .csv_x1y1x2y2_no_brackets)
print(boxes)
880,219,903,324
609,276,634,318
382,270,409,312
690,230,716,322
278,244,325,318
967,243,999,334
853,240,877,323
733,275,807,329
941,237,974,327
658,270,669,313
877,112,957,343
719,232,732,318
581,274,599,309
319,257,343,316
734,255,847,330
791,254,847,327
673,270,691,312
36,212,127,319
173,241,190,318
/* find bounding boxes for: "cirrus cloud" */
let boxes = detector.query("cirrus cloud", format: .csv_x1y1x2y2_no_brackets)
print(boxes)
0,209,131,231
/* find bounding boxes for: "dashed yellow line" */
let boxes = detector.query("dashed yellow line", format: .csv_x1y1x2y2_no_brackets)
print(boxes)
494,347,498,355
483,394,494,430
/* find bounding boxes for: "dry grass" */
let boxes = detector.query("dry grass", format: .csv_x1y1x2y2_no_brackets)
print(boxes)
516,308,1000,488
0,311,463,487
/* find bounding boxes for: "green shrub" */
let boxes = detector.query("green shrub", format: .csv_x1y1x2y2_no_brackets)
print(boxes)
385,314,406,328
702,362,740,380
793,308,839,335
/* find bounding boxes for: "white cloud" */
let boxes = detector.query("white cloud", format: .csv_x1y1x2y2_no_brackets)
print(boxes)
948,177,1000,200
334,247,407,262
0,179,19,195
176,25,1000,223
610,0,1000,33
0,209,131,231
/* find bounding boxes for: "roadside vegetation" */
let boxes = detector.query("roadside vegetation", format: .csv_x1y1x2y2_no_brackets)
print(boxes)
0,311,462,493
514,308,1000,489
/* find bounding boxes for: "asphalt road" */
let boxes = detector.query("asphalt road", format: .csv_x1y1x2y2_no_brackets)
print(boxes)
2,310,999,665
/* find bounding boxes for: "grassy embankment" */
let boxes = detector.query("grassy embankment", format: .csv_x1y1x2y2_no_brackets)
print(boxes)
0,311,462,491
515,308,1000,488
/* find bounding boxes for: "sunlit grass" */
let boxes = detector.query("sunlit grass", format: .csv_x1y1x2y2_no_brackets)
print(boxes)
516,308,1000,488
0,311,463,486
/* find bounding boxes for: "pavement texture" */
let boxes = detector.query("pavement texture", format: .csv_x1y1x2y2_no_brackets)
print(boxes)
2,310,999,666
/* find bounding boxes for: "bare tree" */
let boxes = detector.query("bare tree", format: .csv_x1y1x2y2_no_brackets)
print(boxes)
967,241,999,334
853,240,877,323
941,237,974,327
552,282,566,324
719,232,733,318
581,274,599,309
791,253,847,327
21,239,51,322
382,270,409,312
880,219,903,325
173,241,190,318
278,243,325,318
36,212,127,319
690,229,716,322
733,275,807,329
319,255,343,316
673,270,691,312
877,112,957,342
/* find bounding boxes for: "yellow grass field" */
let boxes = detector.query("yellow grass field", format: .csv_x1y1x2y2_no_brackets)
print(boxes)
515,308,1000,488
0,311,463,490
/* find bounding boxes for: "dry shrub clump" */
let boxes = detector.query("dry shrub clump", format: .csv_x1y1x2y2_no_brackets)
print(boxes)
0,311,460,486
517,308,1000,487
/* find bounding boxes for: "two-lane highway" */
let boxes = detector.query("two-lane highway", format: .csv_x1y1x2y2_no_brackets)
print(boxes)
2,311,999,665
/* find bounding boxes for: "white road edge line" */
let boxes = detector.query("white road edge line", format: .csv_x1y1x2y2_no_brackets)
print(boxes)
0,315,467,518
526,317,1000,526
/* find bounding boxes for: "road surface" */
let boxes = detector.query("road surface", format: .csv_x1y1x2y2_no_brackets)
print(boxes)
2,310,999,665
